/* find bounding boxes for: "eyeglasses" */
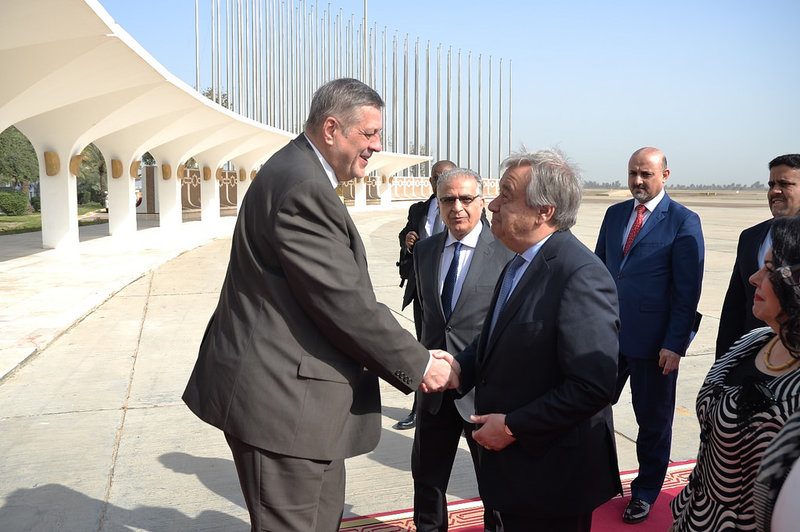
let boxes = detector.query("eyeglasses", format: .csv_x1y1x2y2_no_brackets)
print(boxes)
439,195,481,206
776,263,800,287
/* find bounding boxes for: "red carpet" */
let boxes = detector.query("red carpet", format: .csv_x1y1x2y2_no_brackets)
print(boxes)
340,460,694,531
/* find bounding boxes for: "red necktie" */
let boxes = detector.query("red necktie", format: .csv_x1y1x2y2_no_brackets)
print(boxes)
623,204,647,256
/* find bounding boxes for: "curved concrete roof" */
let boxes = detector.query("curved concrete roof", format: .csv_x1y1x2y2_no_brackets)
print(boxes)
1,0,296,171
1,0,428,248
1,0,427,180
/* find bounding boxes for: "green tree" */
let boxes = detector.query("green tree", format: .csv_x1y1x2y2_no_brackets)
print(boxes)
202,87,230,109
77,143,107,205
0,126,38,209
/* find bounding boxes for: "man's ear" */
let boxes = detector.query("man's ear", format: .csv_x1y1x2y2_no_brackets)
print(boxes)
537,205,555,224
321,117,337,145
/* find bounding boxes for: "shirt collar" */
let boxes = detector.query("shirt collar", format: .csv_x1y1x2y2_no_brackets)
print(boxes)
519,232,553,263
444,221,483,248
636,187,666,213
304,133,339,189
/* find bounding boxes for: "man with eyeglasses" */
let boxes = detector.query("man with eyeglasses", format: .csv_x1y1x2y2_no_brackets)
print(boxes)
394,159,456,430
717,154,800,359
410,168,512,531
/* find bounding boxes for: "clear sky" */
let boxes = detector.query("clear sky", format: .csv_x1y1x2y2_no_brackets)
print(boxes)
99,0,799,186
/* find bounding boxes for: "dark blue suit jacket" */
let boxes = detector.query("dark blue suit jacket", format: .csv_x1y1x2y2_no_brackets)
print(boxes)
595,193,704,359
456,230,622,516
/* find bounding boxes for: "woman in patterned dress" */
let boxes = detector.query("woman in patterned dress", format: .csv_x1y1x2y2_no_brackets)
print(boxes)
670,216,800,531
753,408,800,531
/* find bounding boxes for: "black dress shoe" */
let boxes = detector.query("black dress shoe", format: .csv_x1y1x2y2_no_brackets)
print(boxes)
392,412,416,430
622,498,650,524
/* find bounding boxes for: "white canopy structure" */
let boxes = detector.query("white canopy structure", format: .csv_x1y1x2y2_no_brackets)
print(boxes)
1,0,429,249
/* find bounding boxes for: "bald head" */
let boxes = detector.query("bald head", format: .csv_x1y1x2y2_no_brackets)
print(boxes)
630,147,667,170
430,160,456,197
628,147,670,203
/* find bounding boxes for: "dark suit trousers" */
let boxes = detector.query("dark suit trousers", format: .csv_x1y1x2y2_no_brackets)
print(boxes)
614,355,678,504
225,433,345,532
411,390,496,531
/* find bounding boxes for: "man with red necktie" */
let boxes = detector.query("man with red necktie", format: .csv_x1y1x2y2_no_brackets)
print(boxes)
595,147,705,525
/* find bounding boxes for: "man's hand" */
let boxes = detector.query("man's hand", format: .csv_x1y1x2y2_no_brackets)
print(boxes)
421,350,460,392
658,348,681,375
432,349,461,389
471,413,515,451
405,231,420,251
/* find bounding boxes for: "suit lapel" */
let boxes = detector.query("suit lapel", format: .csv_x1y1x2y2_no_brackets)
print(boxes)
417,231,448,319
483,235,555,357
418,196,435,237
431,232,448,319
293,135,367,262
449,225,492,319
745,220,772,275
605,199,632,274
619,194,670,270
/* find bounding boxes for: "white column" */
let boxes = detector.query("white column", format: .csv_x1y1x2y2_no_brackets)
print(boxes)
377,175,393,207
200,165,221,223
38,148,79,250
353,178,367,208
156,162,182,229
106,156,137,237
237,170,253,214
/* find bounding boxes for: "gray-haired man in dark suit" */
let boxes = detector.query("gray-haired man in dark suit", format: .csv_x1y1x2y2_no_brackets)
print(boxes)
412,168,512,531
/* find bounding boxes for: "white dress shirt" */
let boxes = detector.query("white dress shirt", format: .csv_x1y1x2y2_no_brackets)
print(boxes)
620,188,666,249
425,200,442,238
438,222,483,308
505,233,553,298
304,133,339,189
759,230,773,269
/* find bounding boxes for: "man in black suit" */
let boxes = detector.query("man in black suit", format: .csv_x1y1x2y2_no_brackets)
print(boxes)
182,78,458,532
445,149,621,531
716,153,800,358
411,168,513,531
394,159,456,430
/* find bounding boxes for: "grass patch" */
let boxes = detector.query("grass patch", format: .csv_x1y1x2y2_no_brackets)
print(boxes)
0,206,108,235
0,213,41,235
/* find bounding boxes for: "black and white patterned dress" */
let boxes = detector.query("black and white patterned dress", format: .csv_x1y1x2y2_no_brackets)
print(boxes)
671,328,800,531
753,408,800,531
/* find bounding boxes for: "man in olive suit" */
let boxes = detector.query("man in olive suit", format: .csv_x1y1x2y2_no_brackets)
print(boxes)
183,78,457,532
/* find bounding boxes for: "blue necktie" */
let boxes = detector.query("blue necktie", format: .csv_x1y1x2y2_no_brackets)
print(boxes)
489,254,526,336
441,242,462,320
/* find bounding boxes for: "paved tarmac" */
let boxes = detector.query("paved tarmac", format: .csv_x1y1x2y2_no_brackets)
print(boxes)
0,193,770,530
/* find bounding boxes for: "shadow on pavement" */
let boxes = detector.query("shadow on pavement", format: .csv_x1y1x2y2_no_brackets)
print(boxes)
159,452,245,509
0,484,248,531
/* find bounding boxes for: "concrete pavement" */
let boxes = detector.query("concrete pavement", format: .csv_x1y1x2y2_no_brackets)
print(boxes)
0,193,771,530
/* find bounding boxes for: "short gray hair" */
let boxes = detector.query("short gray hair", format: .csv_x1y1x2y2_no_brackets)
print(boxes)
500,148,582,230
304,78,384,132
436,168,484,197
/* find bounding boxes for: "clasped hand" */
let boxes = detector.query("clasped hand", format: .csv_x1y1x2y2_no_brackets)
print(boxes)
420,350,460,393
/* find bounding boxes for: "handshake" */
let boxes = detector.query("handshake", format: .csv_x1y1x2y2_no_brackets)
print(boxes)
420,350,461,393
